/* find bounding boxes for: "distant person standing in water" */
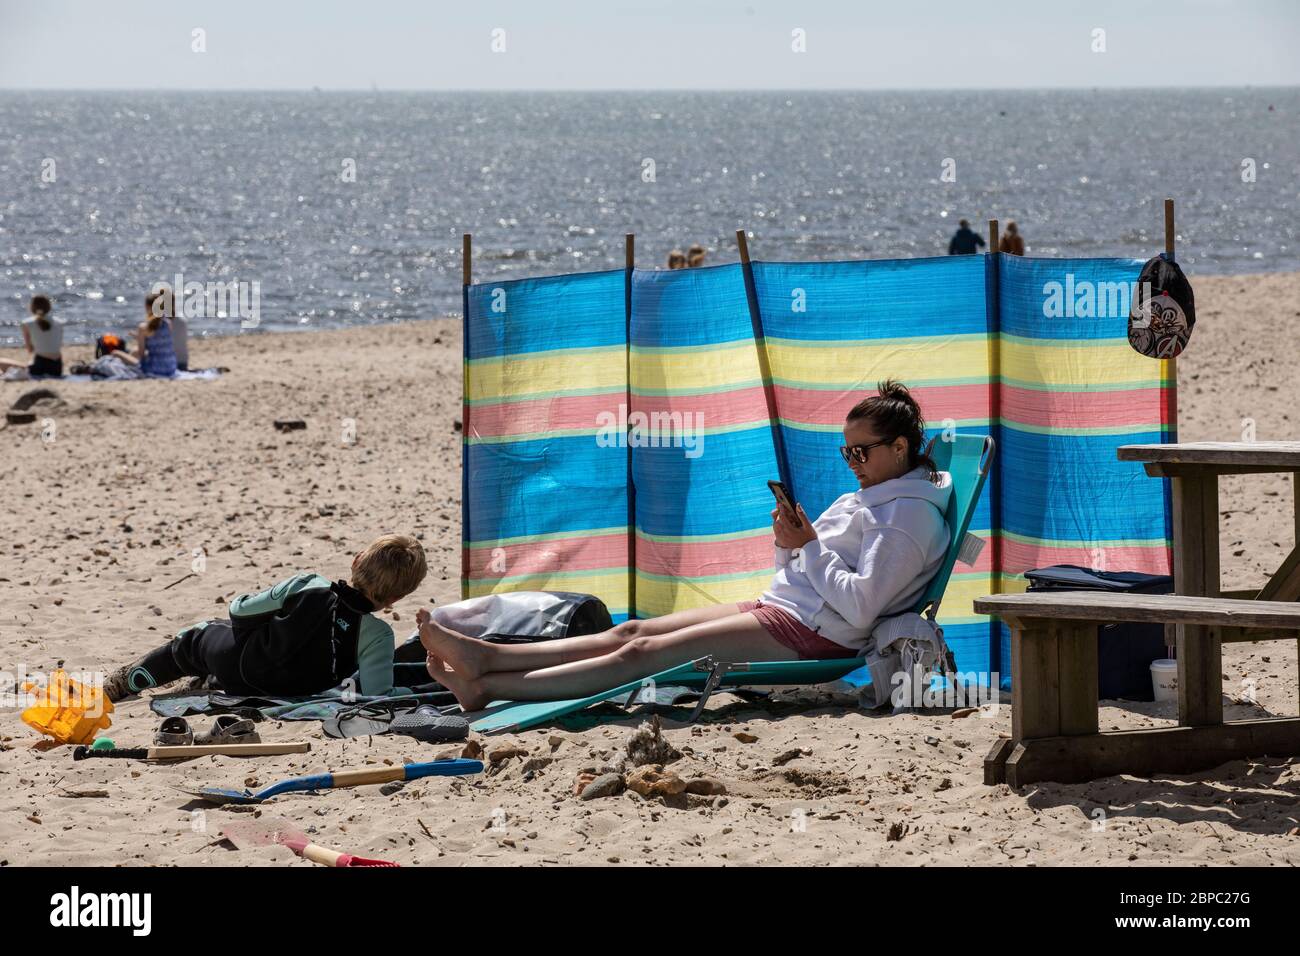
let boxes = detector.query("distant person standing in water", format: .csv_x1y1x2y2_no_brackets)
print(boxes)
999,221,1025,256
667,249,687,270
687,243,706,268
947,219,985,255
0,295,64,378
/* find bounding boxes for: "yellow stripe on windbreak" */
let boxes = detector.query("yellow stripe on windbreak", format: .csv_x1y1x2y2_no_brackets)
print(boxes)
465,570,630,606
634,571,773,616
1000,336,1164,389
631,341,764,393
467,346,627,404
765,336,991,385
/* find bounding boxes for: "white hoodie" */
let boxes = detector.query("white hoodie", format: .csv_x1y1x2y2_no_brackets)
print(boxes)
759,465,953,651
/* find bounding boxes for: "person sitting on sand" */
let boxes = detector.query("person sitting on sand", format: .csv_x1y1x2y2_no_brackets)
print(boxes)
687,243,706,267
999,221,1025,256
0,295,64,379
667,249,687,269
418,380,953,710
135,290,179,377
102,534,427,702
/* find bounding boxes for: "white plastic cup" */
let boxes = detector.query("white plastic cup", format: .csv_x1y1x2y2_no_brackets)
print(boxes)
1150,658,1178,703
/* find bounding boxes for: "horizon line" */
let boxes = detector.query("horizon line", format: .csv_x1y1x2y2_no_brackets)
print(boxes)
1,83,1297,94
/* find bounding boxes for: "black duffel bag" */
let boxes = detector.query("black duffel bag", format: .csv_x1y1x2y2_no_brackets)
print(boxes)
1023,565,1173,702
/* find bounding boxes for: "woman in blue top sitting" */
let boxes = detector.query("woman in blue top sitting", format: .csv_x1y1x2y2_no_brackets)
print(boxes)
135,290,178,377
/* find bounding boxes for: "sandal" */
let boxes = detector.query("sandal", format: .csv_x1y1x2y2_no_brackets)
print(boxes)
390,706,470,743
194,714,261,745
154,717,194,746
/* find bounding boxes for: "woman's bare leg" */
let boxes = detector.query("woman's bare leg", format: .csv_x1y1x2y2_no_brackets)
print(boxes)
426,611,799,710
417,602,746,677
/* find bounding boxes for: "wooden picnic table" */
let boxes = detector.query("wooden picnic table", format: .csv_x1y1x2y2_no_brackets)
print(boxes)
981,441,1300,786
1117,441,1300,726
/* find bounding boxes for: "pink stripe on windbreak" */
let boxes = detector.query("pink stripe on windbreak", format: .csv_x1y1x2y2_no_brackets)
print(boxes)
1001,539,1172,577
999,385,1167,430
465,533,628,579
771,382,993,427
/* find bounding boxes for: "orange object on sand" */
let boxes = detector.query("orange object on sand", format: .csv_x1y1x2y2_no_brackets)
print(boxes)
21,669,114,745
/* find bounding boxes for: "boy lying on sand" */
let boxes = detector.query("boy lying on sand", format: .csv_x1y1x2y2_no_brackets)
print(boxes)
103,534,426,702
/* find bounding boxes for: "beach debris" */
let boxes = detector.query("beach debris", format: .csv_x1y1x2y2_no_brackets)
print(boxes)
461,740,483,759
273,419,306,432
521,756,553,774
163,572,198,591
772,748,807,766
951,707,978,719
886,821,909,841
379,781,407,796
623,716,681,768
625,764,687,799
6,387,64,425
488,745,528,766
452,418,463,432
59,788,111,799
579,773,625,801
733,731,759,744
684,777,727,796
924,736,940,747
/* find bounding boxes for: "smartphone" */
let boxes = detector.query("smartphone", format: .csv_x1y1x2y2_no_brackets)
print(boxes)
767,480,803,527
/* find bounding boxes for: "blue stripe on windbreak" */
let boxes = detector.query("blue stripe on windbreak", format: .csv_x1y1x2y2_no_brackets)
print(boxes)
465,434,629,542
753,255,989,340
633,425,781,538
998,426,1169,542
631,264,754,348
467,269,626,360
999,255,1148,340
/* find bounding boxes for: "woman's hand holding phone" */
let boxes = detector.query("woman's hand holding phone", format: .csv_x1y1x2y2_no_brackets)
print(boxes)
772,501,816,549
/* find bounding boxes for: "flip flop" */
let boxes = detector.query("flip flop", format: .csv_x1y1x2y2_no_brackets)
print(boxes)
195,714,260,746
154,717,194,746
389,706,469,743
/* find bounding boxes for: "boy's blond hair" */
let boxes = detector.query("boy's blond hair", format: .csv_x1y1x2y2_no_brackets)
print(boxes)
352,534,427,607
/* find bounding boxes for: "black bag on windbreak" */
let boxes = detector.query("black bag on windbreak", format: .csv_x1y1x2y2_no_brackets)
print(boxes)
1128,253,1196,358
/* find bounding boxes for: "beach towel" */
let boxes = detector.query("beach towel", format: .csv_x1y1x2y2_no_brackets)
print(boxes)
149,682,453,722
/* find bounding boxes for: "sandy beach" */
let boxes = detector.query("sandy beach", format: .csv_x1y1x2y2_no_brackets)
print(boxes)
1,271,1298,867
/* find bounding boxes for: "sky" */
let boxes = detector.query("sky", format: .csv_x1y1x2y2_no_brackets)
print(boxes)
0,0,1298,90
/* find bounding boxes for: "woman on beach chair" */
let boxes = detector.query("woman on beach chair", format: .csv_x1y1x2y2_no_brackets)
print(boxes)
420,379,953,711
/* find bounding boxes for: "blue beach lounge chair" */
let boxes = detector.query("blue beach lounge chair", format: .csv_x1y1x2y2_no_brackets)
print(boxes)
469,434,996,734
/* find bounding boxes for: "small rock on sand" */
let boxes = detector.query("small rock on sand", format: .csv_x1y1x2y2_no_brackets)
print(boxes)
488,744,526,765
580,773,625,801
733,732,758,744
685,777,727,796
625,764,687,798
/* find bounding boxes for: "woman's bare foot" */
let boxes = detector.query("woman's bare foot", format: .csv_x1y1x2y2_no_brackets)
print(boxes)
416,608,488,681
424,652,491,712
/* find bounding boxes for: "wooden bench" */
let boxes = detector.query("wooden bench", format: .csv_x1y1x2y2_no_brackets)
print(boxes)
975,591,1300,787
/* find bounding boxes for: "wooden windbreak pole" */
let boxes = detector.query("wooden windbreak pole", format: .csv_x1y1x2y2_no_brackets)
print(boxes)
1162,198,1180,441
460,233,472,600
624,233,637,621
1161,198,1180,659
985,215,1004,674
735,228,794,493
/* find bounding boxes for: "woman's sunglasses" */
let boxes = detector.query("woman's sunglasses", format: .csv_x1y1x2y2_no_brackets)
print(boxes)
839,438,894,465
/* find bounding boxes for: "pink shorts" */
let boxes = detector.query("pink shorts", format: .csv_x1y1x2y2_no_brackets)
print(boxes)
736,599,858,660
